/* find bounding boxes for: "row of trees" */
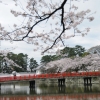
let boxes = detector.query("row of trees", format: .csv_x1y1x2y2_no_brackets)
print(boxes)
0,45,90,73
41,45,89,64
40,45,100,73
40,45,91,73
0,52,38,73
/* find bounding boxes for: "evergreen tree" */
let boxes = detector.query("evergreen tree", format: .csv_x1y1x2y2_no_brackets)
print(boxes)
29,58,38,72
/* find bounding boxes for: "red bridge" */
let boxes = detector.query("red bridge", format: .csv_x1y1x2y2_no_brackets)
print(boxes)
0,71,100,87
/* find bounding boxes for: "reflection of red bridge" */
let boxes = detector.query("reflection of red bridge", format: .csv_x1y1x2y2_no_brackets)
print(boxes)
0,71,100,86
0,94,100,100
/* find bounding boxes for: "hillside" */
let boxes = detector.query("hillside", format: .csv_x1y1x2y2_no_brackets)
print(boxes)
88,45,100,55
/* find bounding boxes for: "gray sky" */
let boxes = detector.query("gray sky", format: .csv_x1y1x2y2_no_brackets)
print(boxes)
0,0,100,63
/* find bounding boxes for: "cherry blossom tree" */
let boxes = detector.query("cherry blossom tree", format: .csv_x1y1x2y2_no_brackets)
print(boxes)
42,54,100,73
0,49,21,72
0,0,94,54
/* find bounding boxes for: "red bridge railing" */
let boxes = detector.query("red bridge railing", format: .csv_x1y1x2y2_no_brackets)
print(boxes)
0,71,100,83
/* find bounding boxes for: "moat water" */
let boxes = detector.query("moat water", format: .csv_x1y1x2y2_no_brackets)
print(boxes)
0,81,100,100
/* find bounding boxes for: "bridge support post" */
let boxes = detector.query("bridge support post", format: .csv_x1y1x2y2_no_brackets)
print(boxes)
84,77,92,86
58,78,65,86
29,80,35,89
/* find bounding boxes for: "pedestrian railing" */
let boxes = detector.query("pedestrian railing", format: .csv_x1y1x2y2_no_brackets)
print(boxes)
0,71,100,82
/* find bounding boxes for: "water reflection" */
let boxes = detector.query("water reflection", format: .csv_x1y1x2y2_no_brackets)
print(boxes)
84,85,92,92
0,82,30,95
0,94,100,100
0,82,100,100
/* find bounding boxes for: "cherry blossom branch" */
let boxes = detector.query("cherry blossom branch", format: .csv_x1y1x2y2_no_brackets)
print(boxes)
0,0,95,54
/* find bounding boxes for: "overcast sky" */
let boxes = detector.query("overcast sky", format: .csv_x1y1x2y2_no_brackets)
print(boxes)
0,0,100,63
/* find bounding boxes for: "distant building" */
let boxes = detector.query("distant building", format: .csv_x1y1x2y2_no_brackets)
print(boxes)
33,64,46,74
